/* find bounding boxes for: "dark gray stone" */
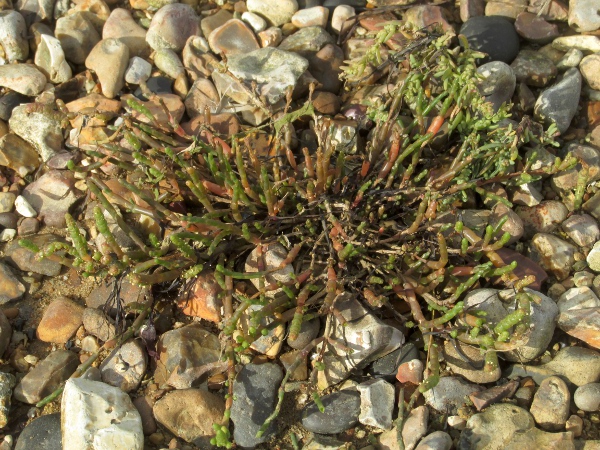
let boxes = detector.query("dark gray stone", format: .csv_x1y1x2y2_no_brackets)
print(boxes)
15,413,62,450
287,317,320,350
0,92,28,121
534,67,582,135
371,342,419,378
460,16,520,64
230,363,283,448
302,390,361,434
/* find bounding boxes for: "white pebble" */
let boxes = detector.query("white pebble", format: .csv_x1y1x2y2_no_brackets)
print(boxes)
332,5,355,34
124,56,152,85
14,196,36,217
0,229,15,242
242,11,267,33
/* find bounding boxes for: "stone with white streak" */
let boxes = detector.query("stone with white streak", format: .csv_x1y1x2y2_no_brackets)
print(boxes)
61,378,143,450
357,379,395,430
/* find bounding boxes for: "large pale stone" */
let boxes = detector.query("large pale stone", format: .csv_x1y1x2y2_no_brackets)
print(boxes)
0,64,46,96
61,378,143,450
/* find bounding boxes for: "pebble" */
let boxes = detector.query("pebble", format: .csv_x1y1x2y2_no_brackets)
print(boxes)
529,233,577,281
396,358,424,385
557,48,584,71
476,61,516,112
230,363,283,447
302,389,361,434
516,200,568,238
542,346,600,386
442,340,500,383
55,12,101,65
177,271,222,323
317,297,404,390
245,242,296,295
15,413,61,450
469,379,519,411
0,372,15,428
200,9,232,38
574,383,600,411
153,389,225,447
566,414,583,437
511,49,556,87
153,48,185,80
563,214,600,247
424,376,482,415
357,379,395,430
0,64,46,96
86,278,151,316
553,35,600,54
9,103,64,162
132,396,156,435
331,5,355,33
100,340,147,392
292,6,329,28
258,26,283,48
278,26,335,57
246,0,299,27
61,378,143,450
514,12,559,44
287,317,320,349
309,44,344,94
36,297,84,344
13,350,78,404
534,67,582,134
459,16,519,63
241,11,267,33
102,8,149,58
0,11,29,62
125,56,152,85
405,5,453,33
208,19,260,57
372,342,419,379
558,307,600,348
155,324,221,388
34,34,71,84
581,55,600,91
415,431,453,450
379,406,428,450
568,0,600,32
21,170,83,228
85,38,129,99
530,376,570,431
146,4,200,52
0,262,25,304
4,234,63,276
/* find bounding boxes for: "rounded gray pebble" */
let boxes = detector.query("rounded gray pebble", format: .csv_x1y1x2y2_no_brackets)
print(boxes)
574,383,600,412
302,390,361,434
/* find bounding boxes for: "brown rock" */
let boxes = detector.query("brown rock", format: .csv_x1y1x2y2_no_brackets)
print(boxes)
102,8,149,57
312,90,341,115
37,297,84,343
460,0,485,22
86,278,151,317
405,5,453,33
0,262,25,304
200,9,233,38
469,380,519,411
0,133,40,176
177,272,222,323
180,113,240,138
5,234,63,276
133,396,157,435
82,308,116,342
122,93,184,125
279,350,308,381
494,248,547,290
13,350,78,404
530,376,570,431
396,359,424,385
558,307,600,349
308,44,344,94
153,389,225,447
514,12,559,44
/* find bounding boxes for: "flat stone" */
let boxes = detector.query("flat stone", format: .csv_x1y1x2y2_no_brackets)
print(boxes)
460,16,519,64
153,389,224,447
292,6,329,28
278,26,335,57
15,413,61,450
0,64,46,96
132,396,156,435
442,340,500,383
246,0,298,27
208,19,260,57
357,379,395,430
4,234,63,276
146,4,200,52
514,12,559,44
155,324,221,388
379,405,428,450
530,376,570,431
542,346,600,386
230,363,283,447
201,9,233,37
557,48,584,71
302,389,361,434
125,56,152,85
529,233,577,281
100,340,146,392
21,170,83,228
61,378,143,450
495,248,547,290
424,376,483,415
287,317,320,350
511,49,556,87
372,342,419,379
405,5,453,33
558,287,600,313
37,297,84,344
153,48,185,79
258,26,283,48
469,380,519,411
558,307,600,349
177,271,222,323
245,242,296,296
516,200,568,238
553,35,600,53
13,350,78,404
